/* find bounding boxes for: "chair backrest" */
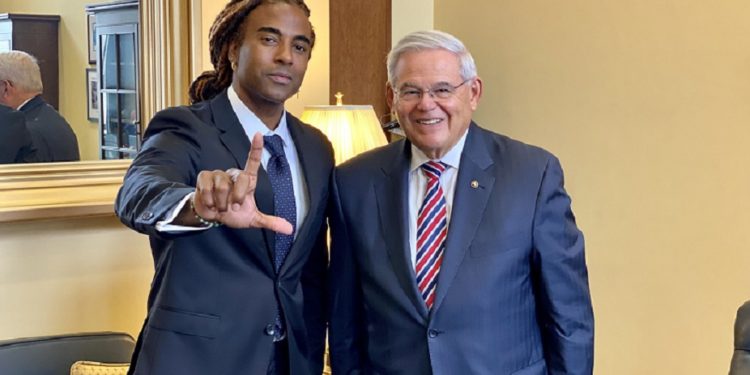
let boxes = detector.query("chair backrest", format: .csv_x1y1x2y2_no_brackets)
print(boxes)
0,331,135,375
730,300,750,375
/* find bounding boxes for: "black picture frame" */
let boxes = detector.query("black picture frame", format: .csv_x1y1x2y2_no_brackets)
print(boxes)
87,14,97,64
86,68,99,121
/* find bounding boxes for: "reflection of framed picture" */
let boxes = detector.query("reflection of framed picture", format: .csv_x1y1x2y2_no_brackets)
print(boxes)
86,68,99,121
87,14,96,63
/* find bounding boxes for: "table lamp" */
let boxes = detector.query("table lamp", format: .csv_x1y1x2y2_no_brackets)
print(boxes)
300,92,387,165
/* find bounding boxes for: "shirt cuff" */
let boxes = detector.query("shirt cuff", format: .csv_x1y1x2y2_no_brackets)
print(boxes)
155,192,212,233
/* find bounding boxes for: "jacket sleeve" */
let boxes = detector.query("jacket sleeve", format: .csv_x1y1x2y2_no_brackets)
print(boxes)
114,108,204,238
328,170,367,374
532,155,595,374
300,217,329,373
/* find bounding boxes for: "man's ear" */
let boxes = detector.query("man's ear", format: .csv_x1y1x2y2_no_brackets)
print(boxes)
227,42,239,70
385,82,395,109
469,76,483,110
0,80,14,107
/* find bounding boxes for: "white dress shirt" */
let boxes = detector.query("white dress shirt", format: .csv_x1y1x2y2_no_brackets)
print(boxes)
407,130,468,269
157,86,309,236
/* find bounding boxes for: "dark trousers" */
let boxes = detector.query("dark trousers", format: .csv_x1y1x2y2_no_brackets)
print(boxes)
267,339,289,375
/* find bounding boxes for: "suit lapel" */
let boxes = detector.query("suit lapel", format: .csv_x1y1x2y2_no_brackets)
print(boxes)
431,124,495,314
376,142,430,321
278,114,327,274
211,91,251,169
209,92,275,274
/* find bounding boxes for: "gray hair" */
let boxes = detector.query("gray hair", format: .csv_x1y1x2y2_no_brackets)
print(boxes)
0,51,43,93
387,30,477,86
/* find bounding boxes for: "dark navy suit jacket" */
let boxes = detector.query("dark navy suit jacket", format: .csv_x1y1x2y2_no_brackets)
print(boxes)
0,104,35,163
20,95,79,162
329,123,594,375
116,90,333,374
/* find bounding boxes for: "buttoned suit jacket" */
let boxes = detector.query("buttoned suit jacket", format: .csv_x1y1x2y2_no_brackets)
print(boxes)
115,90,334,375
0,104,35,163
20,95,79,162
329,123,594,375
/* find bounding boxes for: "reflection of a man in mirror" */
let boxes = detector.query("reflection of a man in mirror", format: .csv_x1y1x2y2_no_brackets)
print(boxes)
0,50,80,162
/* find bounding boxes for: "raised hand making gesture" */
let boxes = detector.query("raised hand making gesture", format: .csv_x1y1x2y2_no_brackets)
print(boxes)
176,132,293,235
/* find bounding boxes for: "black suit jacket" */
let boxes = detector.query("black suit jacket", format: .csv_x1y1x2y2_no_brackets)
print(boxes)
21,95,79,162
0,104,35,163
329,123,594,375
115,90,334,374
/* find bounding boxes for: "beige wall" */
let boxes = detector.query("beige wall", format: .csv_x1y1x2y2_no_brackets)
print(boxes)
436,0,750,374
198,0,330,116
0,0,99,160
392,0,434,47
0,216,152,339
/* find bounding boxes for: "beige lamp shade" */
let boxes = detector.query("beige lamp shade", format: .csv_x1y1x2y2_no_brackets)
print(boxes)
300,101,387,165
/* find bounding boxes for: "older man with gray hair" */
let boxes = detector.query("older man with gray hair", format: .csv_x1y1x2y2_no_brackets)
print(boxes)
328,30,594,375
0,51,79,162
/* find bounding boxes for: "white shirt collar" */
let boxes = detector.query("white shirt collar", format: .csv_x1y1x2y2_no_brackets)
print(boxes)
227,85,292,146
17,97,34,111
409,128,469,172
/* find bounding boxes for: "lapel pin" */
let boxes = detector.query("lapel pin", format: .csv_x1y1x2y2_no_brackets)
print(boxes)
470,180,479,189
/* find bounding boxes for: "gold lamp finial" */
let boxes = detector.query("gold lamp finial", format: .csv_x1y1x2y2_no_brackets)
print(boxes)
335,92,344,106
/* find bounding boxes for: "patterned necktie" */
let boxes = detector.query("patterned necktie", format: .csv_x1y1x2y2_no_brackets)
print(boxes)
416,161,449,310
263,134,296,340
263,134,297,270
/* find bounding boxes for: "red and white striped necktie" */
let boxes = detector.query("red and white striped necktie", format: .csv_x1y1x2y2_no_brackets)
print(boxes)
415,161,449,310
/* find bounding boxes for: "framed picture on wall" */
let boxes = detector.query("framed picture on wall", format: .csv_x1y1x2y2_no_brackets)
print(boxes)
86,68,99,121
87,14,96,63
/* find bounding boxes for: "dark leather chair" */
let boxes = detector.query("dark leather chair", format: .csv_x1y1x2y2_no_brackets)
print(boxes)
0,331,135,375
730,300,750,375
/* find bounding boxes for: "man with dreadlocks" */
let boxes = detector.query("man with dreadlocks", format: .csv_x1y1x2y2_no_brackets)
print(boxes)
115,1,332,374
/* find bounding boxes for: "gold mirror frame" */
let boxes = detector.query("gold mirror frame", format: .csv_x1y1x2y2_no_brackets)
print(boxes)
0,160,130,222
0,0,198,223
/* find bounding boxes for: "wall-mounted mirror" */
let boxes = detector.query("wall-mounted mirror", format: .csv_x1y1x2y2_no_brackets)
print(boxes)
0,0,197,221
0,0,198,162
0,0,328,221
1,0,118,162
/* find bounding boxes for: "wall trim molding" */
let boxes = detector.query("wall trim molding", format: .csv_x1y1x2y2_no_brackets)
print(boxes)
0,160,130,223
140,0,192,123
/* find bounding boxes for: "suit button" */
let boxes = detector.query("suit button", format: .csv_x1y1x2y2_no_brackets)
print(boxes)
428,329,439,338
140,212,154,220
264,324,276,336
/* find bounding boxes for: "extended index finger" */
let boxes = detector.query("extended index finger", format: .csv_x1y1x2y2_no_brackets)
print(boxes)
244,132,264,175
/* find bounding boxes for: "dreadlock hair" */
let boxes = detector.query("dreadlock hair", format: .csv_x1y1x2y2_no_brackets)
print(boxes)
188,0,315,104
